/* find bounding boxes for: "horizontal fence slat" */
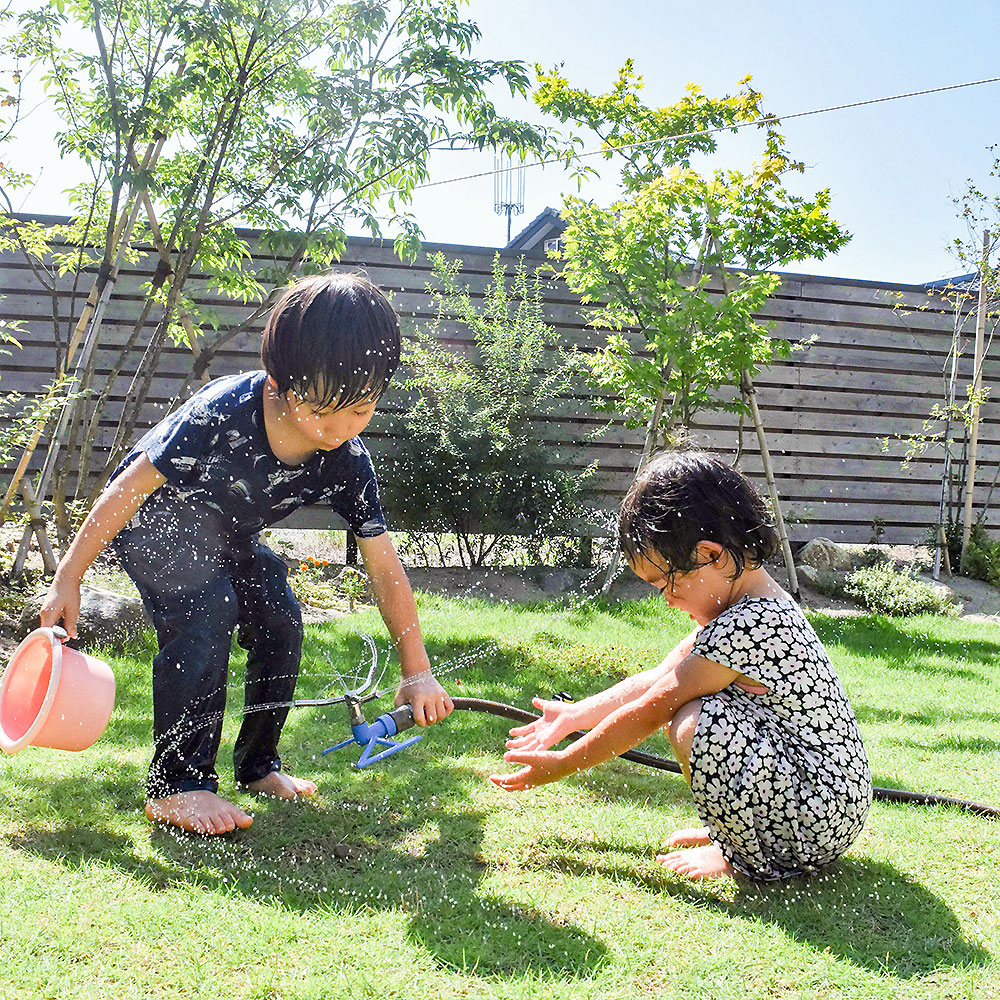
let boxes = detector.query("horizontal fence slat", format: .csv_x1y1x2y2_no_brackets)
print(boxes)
2,219,995,545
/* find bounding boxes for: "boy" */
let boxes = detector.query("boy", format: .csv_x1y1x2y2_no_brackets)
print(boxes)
40,274,453,835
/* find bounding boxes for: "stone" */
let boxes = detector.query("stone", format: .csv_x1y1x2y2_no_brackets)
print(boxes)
538,569,576,594
798,537,853,572
795,564,822,589
17,585,150,652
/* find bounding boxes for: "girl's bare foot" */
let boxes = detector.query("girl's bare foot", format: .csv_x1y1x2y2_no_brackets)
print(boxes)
664,826,712,849
245,771,317,800
656,844,734,880
145,791,253,836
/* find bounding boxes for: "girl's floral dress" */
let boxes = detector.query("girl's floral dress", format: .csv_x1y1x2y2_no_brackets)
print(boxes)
689,596,872,879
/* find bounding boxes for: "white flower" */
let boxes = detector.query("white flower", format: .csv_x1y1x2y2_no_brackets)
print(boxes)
729,605,758,630
730,630,754,651
762,634,789,658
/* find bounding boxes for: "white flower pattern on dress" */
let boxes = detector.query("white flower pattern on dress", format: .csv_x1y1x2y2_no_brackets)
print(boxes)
689,597,872,880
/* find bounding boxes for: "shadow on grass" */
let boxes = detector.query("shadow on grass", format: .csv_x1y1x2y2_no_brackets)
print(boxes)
728,857,990,978
812,616,1000,682
3,618,615,977
853,704,1000,727
888,735,1000,755
515,833,989,979
7,760,607,979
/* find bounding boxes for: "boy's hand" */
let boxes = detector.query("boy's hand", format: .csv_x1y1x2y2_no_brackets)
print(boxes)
504,697,580,752
489,749,573,791
395,671,453,727
38,572,82,639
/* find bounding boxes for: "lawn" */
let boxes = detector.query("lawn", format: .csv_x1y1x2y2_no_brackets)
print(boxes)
0,594,997,1000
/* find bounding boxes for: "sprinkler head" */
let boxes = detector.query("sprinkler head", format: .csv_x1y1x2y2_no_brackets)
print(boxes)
323,698,422,769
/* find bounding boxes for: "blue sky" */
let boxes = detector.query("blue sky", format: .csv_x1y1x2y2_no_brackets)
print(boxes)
11,0,1000,285
407,0,1000,284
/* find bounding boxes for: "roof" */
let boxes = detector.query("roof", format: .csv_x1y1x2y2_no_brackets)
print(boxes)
924,272,977,288
505,206,565,254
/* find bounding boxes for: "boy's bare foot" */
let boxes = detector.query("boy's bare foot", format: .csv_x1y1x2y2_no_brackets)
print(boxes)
145,791,253,836
663,826,712,849
656,844,734,880
244,771,317,800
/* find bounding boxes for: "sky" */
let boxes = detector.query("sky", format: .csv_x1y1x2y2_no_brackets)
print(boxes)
9,0,1000,286
407,0,1000,284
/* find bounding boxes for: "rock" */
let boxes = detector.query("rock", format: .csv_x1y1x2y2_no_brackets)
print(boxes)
538,569,576,594
795,565,822,589
17,586,150,652
798,537,853,572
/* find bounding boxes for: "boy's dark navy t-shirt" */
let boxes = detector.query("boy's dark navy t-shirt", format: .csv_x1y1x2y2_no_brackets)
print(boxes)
114,370,388,539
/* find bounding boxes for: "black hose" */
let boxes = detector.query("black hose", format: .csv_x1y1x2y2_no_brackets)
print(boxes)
451,697,1000,819
451,697,682,773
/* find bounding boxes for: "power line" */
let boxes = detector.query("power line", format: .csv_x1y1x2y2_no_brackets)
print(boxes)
412,74,1000,194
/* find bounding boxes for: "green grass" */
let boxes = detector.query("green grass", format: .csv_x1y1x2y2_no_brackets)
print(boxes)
1,594,998,999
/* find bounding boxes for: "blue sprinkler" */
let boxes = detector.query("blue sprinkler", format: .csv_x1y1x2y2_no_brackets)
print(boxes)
323,695,422,769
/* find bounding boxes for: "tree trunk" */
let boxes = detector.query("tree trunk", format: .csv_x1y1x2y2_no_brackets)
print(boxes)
960,229,991,572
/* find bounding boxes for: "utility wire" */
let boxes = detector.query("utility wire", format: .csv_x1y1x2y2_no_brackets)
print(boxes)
412,75,1000,193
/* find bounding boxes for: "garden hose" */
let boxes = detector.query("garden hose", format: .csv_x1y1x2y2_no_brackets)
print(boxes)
446,697,1000,819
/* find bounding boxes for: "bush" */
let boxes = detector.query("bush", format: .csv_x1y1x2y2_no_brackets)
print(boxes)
928,521,1000,585
856,545,891,569
936,520,967,571
961,536,1000,585
842,564,961,617
810,569,845,598
379,253,592,568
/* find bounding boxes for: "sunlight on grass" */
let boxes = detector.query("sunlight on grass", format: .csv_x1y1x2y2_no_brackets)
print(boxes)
0,597,997,999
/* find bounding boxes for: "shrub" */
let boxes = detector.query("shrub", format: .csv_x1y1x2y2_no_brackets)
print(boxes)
961,536,1000,585
856,545,891,569
927,521,1000,585
810,569,845,598
289,556,339,609
842,564,960,617
925,520,965,574
379,253,592,568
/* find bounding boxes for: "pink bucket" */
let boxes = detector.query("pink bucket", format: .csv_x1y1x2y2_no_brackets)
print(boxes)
0,627,116,754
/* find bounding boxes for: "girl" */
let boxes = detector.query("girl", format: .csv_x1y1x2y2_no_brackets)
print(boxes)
490,451,872,880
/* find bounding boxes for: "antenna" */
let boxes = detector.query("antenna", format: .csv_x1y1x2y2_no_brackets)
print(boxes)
494,151,525,244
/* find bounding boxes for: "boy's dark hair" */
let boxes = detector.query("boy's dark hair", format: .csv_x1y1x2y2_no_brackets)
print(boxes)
261,272,401,410
618,450,779,582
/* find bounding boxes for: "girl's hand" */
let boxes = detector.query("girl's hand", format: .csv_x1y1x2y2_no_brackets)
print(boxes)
395,670,453,727
39,572,82,639
504,696,580,752
489,748,573,791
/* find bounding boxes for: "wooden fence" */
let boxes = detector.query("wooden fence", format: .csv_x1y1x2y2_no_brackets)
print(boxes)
1,219,996,545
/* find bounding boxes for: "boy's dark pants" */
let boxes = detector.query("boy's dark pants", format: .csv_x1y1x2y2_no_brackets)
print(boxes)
113,496,302,799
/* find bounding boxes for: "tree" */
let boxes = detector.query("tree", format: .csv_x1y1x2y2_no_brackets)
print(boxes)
379,252,589,568
0,2,80,550
885,156,1000,577
535,64,849,590
536,62,849,448
2,0,565,541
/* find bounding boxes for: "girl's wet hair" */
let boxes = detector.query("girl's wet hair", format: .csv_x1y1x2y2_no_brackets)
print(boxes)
618,450,779,583
261,272,401,410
